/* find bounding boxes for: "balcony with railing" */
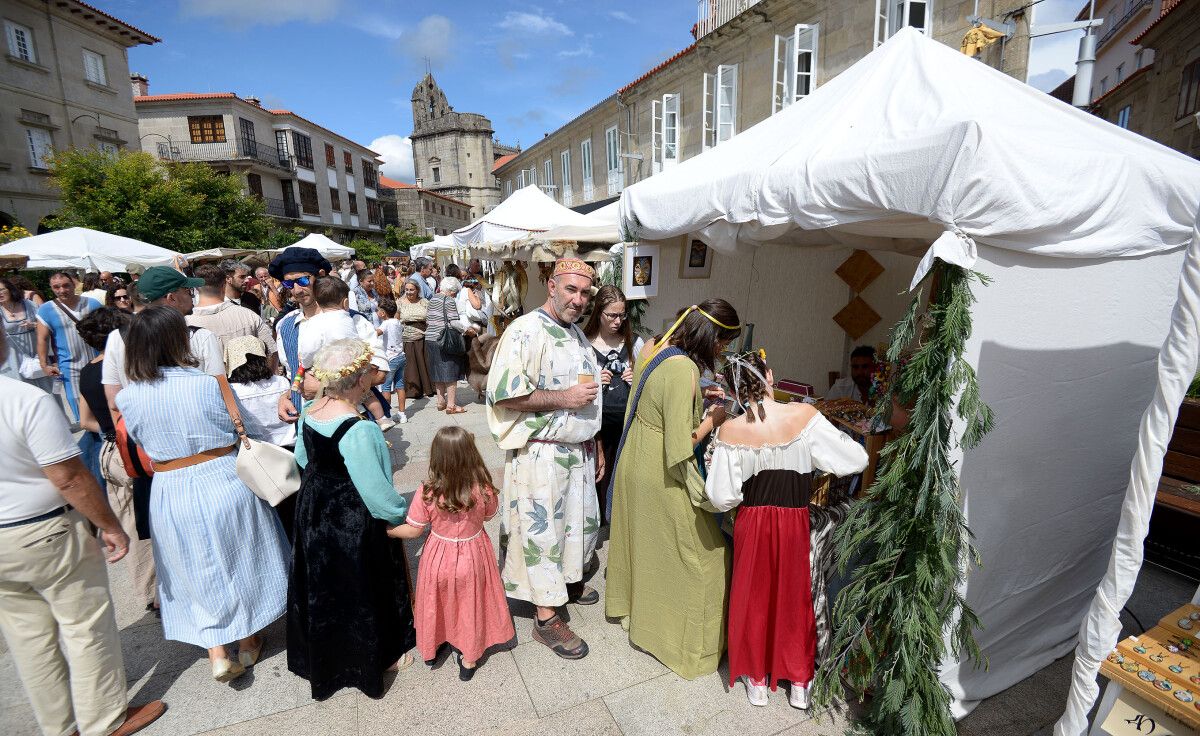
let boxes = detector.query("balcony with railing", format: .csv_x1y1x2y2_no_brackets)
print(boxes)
695,0,765,39
262,197,299,219
157,137,293,171
1097,0,1152,48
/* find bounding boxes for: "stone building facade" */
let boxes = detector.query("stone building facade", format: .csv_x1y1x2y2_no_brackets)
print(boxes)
1077,0,1162,103
1089,0,1198,159
0,0,158,230
378,175,472,237
496,0,1030,211
409,74,519,220
135,87,385,241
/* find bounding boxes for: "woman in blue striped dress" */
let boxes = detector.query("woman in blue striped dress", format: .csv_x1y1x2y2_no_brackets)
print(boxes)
116,307,290,684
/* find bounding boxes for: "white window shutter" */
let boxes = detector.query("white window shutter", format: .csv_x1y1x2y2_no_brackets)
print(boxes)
772,35,784,114
874,0,888,47
702,72,714,151
26,128,52,167
662,93,679,168
716,64,738,144
651,98,661,174
795,24,818,101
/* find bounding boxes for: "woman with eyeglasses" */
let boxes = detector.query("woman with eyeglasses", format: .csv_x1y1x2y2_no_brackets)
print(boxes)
582,286,642,521
0,277,54,393
105,283,134,313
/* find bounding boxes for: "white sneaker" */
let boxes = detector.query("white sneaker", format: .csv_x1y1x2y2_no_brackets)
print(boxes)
395,413,408,424
743,676,769,707
788,682,810,710
376,418,396,432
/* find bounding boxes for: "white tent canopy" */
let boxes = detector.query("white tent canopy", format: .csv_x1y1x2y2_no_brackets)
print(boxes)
538,200,622,243
452,184,593,250
0,227,182,272
409,234,457,260
283,233,354,260
619,28,1200,733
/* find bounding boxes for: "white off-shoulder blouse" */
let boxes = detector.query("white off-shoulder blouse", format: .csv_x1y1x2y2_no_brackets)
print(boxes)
704,413,869,513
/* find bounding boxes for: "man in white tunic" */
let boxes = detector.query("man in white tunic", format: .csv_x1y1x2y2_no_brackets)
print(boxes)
486,258,603,659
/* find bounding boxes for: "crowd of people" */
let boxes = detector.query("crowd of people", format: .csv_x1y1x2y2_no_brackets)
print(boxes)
0,248,874,735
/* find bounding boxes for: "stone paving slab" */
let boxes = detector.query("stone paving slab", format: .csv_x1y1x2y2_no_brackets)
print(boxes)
1,391,1195,735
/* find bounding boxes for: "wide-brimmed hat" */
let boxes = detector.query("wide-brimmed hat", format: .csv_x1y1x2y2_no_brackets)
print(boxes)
224,335,267,377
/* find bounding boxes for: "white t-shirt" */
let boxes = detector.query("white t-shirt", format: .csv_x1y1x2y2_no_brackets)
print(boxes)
231,376,295,446
297,309,388,372
0,376,80,524
380,318,403,360
102,326,225,387
825,377,869,403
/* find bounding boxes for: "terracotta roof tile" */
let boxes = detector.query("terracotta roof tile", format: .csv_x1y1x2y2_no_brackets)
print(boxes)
135,92,237,102
1133,0,1190,43
492,153,517,172
378,175,415,189
377,176,471,208
59,0,161,44
619,45,696,95
1090,62,1153,106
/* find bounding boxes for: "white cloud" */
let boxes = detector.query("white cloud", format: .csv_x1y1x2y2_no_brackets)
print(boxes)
498,10,573,36
609,11,636,24
179,0,340,27
398,15,455,69
346,13,405,40
558,42,593,59
369,134,415,183
1028,68,1069,93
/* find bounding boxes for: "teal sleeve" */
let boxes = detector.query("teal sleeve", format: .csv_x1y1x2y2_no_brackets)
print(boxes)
293,402,313,469
340,421,408,525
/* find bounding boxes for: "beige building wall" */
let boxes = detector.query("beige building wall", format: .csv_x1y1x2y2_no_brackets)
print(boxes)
136,94,385,241
410,74,501,219
0,0,156,229
1087,0,1161,102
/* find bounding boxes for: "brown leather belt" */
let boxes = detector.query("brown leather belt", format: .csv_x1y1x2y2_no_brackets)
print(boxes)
153,444,236,472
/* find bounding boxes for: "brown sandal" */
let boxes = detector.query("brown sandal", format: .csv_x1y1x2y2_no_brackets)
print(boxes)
445,406,466,415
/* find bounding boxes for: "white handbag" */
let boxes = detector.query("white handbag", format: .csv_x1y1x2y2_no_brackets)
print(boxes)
216,375,301,506
18,355,45,380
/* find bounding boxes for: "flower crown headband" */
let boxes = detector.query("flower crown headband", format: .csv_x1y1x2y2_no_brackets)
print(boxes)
309,340,374,385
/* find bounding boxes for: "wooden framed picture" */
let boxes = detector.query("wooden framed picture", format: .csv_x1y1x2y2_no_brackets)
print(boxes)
679,239,713,279
623,243,659,299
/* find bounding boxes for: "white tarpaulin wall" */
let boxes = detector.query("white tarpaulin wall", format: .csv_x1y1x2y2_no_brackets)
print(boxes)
0,227,181,271
537,200,622,243
283,233,354,260
452,184,593,250
618,28,1200,732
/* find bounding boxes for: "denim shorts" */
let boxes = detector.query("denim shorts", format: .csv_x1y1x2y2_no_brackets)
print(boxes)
381,352,406,392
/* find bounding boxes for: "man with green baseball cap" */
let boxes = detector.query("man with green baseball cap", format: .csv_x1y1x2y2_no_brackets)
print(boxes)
136,266,204,303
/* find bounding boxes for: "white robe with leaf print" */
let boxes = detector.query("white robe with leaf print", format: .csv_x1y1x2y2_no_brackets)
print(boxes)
485,309,602,606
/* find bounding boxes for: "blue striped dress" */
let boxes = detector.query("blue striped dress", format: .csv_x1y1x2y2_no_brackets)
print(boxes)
116,367,290,648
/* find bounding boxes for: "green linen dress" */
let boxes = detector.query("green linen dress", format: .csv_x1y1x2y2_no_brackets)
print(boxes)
604,354,731,680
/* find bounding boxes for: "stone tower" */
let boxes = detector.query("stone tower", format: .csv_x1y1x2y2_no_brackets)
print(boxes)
410,74,501,219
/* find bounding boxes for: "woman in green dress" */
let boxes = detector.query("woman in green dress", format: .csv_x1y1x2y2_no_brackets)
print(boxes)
605,298,742,679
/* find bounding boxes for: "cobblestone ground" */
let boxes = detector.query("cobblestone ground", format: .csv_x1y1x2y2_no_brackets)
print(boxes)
1,388,1193,735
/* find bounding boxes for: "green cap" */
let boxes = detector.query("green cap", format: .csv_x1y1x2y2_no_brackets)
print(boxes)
138,266,203,301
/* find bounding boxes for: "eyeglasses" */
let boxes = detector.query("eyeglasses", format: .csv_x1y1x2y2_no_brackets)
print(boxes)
114,294,131,302
602,311,626,321
282,275,312,289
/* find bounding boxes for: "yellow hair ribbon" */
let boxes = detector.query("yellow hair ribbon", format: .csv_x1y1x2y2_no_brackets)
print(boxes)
651,305,742,358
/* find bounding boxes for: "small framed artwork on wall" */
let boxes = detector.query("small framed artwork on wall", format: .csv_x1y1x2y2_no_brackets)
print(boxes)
680,239,713,279
624,243,660,299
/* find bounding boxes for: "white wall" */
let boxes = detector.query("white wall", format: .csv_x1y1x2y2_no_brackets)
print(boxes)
942,243,1186,713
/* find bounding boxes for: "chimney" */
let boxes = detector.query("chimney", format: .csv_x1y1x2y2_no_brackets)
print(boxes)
130,73,148,97
245,96,262,107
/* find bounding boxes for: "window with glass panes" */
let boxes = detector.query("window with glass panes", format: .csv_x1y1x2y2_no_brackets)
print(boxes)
349,192,358,214
25,127,52,167
1177,59,1200,119
343,150,353,173
330,187,340,211
5,21,35,63
298,181,319,215
292,132,313,169
82,50,106,85
362,160,377,188
325,143,335,167
188,116,226,144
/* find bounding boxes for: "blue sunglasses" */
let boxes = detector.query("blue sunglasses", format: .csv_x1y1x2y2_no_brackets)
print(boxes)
282,275,312,289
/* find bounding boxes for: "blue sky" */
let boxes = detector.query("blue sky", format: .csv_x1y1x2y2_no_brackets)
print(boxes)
107,0,1084,182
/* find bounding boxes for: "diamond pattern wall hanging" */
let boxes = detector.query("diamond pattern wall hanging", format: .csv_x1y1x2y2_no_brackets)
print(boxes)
835,249,885,293
833,296,881,340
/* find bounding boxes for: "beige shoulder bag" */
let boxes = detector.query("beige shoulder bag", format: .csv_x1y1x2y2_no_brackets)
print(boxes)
215,374,301,506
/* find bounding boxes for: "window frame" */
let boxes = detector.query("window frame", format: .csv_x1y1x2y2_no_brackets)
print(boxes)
5,21,35,63
348,192,358,215
560,149,572,190
543,158,554,194
329,186,341,211
343,150,353,174
187,115,226,144
275,130,290,165
432,166,441,184
362,159,377,189
292,131,313,169
325,143,336,168
25,126,52,168
297,180,320,215
82,48,107,85
1176,58,1200,120
1116,105,1132,129
773,24,819,113
875,0,931,47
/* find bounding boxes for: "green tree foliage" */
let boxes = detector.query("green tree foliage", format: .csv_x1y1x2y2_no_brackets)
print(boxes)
49,148,268,253
346,238,388,264
814,261,995,735
263,226,307,249
385,223,427,252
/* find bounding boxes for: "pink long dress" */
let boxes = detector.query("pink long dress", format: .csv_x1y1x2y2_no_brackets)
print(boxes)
406,485,516,662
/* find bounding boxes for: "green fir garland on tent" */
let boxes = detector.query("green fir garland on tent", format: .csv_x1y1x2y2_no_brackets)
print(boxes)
813,261,995,735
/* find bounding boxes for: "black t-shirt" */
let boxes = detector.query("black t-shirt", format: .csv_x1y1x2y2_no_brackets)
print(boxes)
79,360,115,438
594,343,634,426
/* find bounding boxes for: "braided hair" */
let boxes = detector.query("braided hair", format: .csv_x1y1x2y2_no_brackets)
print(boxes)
722,350,770,423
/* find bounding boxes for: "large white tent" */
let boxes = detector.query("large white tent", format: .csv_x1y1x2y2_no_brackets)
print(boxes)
537,200,622,243
283,233,354,260
451,184,594,251
619,28,1200,732
0,227,181,271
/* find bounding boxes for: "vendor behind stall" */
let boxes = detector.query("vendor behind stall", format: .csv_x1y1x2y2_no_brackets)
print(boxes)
825,345,875,405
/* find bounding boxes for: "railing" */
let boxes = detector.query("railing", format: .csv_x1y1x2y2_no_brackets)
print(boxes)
160,138,293,171
695,0,764,39
262,197,299,219
1098,0,1151,48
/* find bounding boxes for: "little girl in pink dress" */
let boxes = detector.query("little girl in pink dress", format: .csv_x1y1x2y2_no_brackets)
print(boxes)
390,426,515,680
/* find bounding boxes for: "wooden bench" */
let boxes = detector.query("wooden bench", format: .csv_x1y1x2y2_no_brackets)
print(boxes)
1158,399,1200,517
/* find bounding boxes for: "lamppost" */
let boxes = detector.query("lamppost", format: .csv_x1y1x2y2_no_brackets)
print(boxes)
69,111,102,149
139,132,177,160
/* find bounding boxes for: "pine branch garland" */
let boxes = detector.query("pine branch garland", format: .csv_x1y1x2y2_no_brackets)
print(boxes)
813,261,993,735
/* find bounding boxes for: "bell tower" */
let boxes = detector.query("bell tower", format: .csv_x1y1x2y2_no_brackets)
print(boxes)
409,74,499,217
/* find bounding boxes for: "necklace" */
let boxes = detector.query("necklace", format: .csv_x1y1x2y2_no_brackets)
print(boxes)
1,301,26,323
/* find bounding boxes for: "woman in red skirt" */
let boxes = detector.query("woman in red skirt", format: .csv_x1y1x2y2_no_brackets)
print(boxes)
705,351,867,709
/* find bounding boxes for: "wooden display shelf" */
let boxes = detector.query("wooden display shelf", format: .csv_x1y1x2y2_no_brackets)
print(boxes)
1099,603,1200,731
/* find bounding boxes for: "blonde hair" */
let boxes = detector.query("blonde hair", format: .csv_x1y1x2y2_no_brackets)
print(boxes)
423,426,494,513
310,338,373,394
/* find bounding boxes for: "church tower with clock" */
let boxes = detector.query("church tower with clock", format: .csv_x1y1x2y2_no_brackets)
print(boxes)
410,74,515,220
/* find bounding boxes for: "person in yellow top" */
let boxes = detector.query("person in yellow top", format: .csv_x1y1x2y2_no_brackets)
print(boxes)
604,298,742,679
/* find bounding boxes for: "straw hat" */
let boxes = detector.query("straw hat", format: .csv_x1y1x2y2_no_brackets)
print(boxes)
224,335,267,377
